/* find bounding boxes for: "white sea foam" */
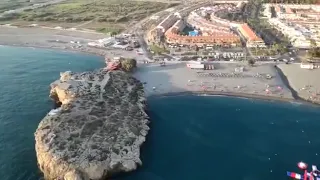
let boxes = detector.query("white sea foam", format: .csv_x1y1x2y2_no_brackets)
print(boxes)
48,107,61,116
290,101,303,106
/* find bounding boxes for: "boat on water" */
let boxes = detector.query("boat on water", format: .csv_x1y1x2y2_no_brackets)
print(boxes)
287,162,320,180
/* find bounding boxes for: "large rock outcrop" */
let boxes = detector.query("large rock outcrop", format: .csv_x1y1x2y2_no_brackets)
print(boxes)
35,69,149,180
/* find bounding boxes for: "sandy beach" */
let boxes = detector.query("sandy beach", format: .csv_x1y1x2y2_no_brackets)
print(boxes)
1,26,320,105
133,62,297,102
0,26,151,62
277,64,320,104
0,26,111,56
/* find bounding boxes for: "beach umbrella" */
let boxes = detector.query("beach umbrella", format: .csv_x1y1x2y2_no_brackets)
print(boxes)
266,89,270,94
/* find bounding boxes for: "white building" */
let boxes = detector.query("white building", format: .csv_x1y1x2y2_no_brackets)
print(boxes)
186,61,215,70
262,4,272,18
300,63,315,69
236,1,246,9
186,63,205,69
264,4,320,48
172,19,186,32
156,14,180,33
88,42,104,47
268,18,313,48
98,37,115,46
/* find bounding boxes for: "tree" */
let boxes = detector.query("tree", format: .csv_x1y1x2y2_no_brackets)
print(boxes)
310,39,317,49
248,59,256,66
194,45,199,52
120,58,137,72
272,43,279,51
110,31,118,37
308,39,320,59
204,13,211,21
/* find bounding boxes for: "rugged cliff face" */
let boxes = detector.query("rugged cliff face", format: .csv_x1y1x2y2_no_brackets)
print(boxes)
35,69,149,180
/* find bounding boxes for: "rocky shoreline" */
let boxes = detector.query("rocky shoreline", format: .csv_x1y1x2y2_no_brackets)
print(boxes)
35,69,149,180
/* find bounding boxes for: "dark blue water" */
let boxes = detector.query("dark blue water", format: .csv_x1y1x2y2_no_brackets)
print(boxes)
0,46,320,180
116,96,320,180
0,46,104,180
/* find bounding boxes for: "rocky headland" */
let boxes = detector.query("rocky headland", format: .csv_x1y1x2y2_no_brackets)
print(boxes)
35,69,149,180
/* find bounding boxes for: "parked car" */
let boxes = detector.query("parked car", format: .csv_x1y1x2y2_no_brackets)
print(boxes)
132,41,140,48
125,46,133,51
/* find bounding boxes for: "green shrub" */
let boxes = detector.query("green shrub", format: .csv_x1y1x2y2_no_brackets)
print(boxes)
120,59,137,72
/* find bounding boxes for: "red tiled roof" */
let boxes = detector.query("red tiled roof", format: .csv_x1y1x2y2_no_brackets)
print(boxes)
164,26,240,45
274,5,281,13
286,7,293,14
239,23,262,42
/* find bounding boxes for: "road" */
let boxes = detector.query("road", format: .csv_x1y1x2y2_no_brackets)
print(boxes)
128,0,302,64
126,0,211,34
133,0,181,3
127,0,212,61
73,20,95,28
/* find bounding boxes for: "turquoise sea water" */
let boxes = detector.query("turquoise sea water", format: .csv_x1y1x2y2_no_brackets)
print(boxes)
0,46,320,180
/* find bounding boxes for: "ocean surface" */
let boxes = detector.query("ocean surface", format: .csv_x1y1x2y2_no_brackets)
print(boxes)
0,46,104,180
1,46,320,180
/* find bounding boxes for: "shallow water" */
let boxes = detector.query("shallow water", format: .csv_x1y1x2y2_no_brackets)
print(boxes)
0,46,320,180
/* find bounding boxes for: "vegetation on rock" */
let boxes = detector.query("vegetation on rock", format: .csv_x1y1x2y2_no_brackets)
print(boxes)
120,58,137,72
35,70,149,180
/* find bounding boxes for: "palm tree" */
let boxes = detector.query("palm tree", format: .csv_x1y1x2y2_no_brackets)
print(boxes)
308,39,317,60
272,44,279,52
310,39,317,49
248,59,256,66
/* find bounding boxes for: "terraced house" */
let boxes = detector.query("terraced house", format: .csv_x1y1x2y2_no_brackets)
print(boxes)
264,3,320,48
237,23,266,48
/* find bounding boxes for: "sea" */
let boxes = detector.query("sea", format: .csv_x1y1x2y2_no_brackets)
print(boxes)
0,46,320,180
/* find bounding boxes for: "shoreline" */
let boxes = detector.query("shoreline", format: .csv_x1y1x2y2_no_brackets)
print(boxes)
1,34,319,106
147,91,320,107
0,43,107,57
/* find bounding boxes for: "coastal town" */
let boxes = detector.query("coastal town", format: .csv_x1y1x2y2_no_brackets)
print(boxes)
1,0,320,179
